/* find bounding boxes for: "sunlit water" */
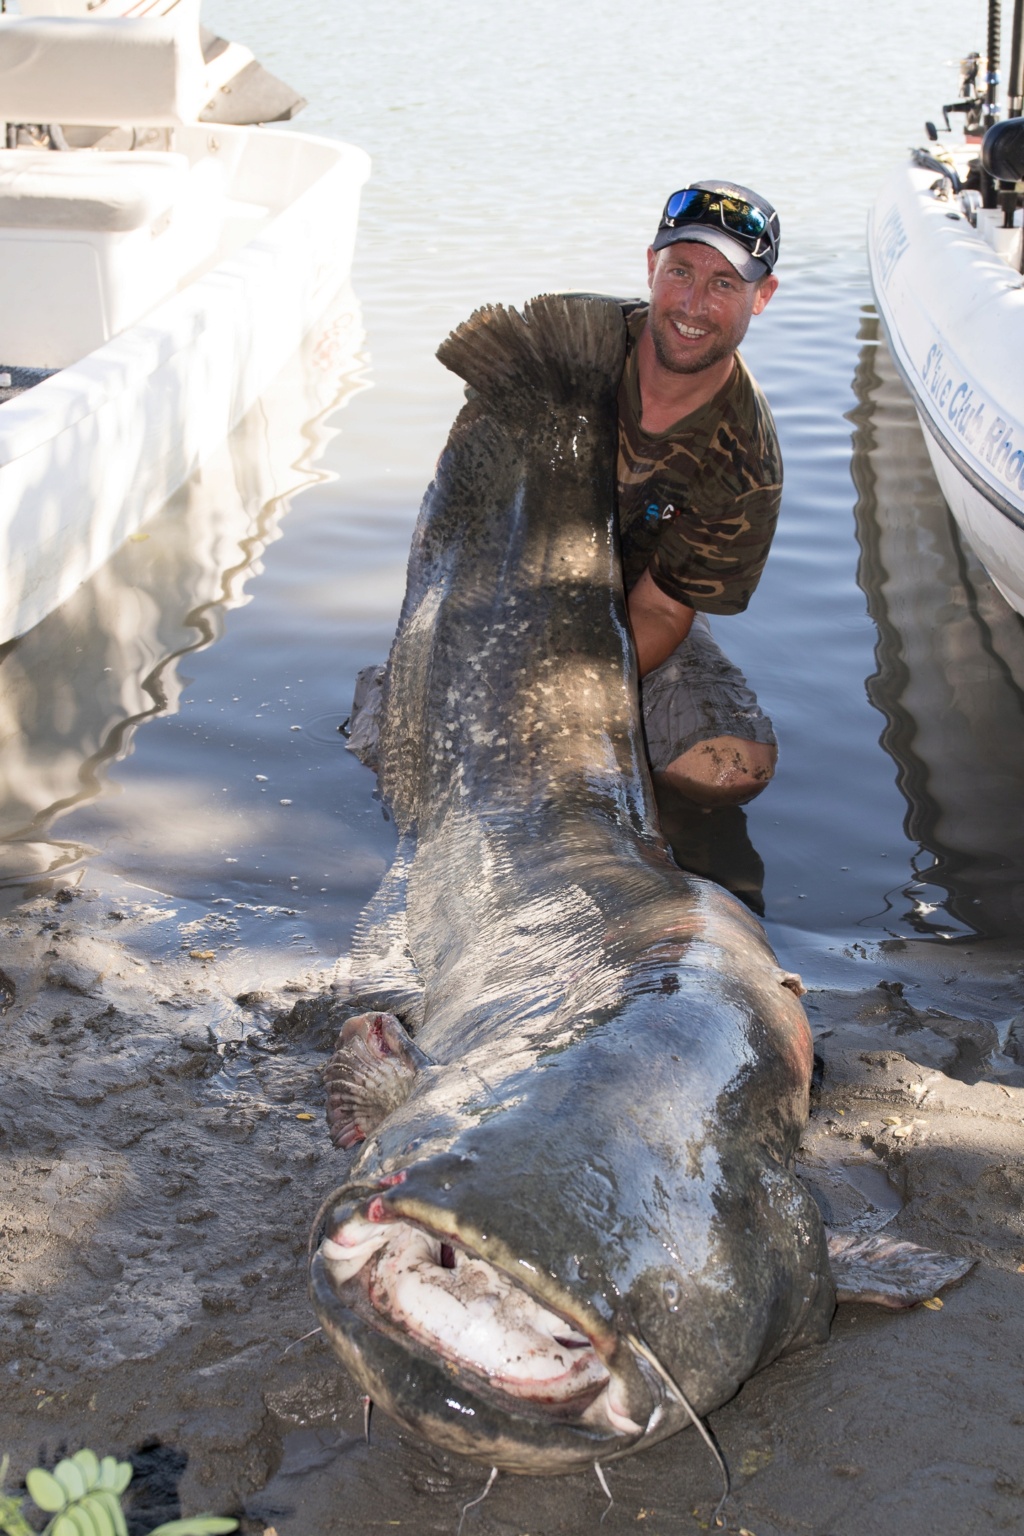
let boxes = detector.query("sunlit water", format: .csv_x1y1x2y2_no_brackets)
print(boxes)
2,0,1022,983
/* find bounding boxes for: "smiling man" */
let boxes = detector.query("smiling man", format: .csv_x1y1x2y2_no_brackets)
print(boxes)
346,182,783,815
618,182,781,808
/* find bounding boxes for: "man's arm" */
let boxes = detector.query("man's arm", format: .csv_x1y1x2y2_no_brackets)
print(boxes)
626,568,694,678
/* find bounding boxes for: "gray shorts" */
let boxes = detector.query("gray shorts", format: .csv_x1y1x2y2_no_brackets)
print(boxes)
641,612,776,772
346,613,775,774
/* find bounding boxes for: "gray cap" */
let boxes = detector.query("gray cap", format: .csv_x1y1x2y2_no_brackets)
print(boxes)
652,181,780,282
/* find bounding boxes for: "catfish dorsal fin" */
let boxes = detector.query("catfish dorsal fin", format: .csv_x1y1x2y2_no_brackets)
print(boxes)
827,1230,975,1308
435,294,626,417
324,1012,430,1150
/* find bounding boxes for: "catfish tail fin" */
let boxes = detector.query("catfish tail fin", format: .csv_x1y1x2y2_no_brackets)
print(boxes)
436,294,626,417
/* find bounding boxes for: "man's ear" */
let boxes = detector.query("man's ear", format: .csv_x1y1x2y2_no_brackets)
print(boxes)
646,245,658,288
752,274,779,315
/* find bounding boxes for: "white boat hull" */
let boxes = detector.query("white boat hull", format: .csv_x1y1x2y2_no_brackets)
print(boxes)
867,158,1024,617
0,124,369,643
0,286,367,873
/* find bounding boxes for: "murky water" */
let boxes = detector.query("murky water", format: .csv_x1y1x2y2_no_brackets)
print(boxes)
2,0,1022,981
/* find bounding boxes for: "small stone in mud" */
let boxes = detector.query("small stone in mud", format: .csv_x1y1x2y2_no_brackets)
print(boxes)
189,950,216,961
179,1033,213,1052
45,960,103,995
0,967,14,1014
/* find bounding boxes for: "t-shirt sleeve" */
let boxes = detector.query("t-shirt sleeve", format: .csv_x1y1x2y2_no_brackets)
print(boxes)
649,478,782,615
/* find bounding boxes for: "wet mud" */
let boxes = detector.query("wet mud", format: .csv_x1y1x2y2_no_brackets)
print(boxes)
2,878,1023,1535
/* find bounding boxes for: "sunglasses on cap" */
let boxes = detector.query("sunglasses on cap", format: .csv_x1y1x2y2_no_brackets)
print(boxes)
659,188,778,264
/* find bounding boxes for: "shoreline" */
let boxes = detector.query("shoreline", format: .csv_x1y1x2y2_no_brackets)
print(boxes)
1,872,1022,1534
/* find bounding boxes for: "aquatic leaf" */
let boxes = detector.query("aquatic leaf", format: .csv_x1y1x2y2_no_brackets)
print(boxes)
147,1520,239,1534
94,1461,131,1502
52,1460,87,1502
0,1456,37,1536
295,1113,314,1121
0,1498,36,1536
50,1513,90,1536
94,1460,119,1493
88,1490,127,1536
79,1492,120,1536
881,1116,901,1126
921,1296,943,1310
26,1468,67,1513
70,1452,101,1490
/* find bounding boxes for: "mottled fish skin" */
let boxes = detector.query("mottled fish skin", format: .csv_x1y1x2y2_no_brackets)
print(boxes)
309,295,834,1474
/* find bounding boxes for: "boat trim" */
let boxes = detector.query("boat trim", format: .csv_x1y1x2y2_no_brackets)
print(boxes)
871,302,1024,536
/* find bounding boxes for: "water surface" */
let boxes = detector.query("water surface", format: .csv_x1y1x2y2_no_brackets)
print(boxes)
2,0,1022,982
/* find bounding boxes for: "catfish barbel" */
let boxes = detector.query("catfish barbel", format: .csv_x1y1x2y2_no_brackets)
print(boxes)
308,295,971,1483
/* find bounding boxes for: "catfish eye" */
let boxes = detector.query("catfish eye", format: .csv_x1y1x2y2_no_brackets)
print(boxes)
663,1281,680,1312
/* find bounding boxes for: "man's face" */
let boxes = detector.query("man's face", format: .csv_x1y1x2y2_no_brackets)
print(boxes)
645,241,778,376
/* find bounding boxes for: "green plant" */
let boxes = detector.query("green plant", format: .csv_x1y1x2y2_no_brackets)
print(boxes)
0,1451,238,1536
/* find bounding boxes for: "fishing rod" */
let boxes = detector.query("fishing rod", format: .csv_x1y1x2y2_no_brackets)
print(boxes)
1008,0,1024,117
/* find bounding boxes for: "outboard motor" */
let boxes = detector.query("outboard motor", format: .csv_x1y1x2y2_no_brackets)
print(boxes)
982,115,1024,180
982,115,1024,268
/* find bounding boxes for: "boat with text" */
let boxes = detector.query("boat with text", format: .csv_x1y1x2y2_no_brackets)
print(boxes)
867,0,1024,617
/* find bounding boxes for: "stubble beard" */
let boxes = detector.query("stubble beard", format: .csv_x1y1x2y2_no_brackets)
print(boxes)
649,311,741,376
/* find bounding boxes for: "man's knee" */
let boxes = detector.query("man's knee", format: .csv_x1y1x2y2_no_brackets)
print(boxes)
659,735,777,808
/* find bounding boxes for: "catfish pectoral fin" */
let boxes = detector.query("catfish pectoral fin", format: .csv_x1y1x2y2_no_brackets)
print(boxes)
827,1230,975,1308
324,1011,431,1150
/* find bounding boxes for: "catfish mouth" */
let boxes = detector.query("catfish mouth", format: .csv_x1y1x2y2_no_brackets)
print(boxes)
316,1202,646,1440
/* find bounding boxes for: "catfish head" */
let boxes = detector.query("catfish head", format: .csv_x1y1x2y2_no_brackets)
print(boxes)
309,983,837,1475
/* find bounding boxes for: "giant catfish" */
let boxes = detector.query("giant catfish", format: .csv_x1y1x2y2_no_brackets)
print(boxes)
308,295,972,1483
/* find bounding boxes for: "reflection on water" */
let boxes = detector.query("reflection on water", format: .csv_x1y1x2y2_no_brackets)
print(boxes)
0,288,367,885
849,313,1024,939
654,779,766,916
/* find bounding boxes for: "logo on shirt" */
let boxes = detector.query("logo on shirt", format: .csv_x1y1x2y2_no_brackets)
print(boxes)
643,501,677,525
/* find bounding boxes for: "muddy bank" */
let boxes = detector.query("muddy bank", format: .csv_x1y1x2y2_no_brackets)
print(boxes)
1,877,1023,1535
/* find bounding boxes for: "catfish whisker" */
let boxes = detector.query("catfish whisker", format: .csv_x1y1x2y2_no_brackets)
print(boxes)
282,1326,322,1354
456,1466,498,1535
594,1460,613,1519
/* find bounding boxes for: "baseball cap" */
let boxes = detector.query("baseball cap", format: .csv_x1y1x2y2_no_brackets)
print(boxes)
652,181,780,281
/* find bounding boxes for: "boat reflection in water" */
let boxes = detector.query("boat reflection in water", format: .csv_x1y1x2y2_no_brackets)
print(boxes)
0,287,366,887
849,312,1024,940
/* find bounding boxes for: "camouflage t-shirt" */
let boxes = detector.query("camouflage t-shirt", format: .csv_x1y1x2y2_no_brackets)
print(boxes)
616,299,782,614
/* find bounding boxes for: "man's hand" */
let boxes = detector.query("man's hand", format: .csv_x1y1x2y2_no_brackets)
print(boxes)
626,568,695,677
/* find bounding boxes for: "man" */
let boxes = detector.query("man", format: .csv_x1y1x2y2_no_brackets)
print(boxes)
346,181,782,809
618,180,781,809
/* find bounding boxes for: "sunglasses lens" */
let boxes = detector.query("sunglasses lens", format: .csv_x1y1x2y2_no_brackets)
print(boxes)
664,188,708,221
719,199,768,238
